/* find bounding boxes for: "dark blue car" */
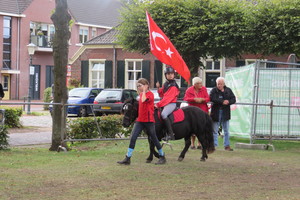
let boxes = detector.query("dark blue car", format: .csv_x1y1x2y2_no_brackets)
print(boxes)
67,87,103,117
50,87,103,117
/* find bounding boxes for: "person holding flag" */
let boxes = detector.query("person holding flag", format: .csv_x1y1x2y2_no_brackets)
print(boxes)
155,66,179,141
146,11,191,141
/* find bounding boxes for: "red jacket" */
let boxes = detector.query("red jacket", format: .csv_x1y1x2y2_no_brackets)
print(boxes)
184,86,210,113
137,91,155,122
157,86,179,108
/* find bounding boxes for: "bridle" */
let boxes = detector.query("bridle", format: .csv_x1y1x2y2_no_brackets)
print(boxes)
122,102,138,126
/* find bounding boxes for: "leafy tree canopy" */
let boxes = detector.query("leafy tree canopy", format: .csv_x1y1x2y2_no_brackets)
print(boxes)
117,0,300,73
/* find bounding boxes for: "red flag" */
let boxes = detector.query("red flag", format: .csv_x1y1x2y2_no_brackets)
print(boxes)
146,11,190,83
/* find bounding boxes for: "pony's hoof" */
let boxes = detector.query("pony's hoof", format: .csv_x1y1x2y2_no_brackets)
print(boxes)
200,158,206,162
178,157,184,162
146,160,152,163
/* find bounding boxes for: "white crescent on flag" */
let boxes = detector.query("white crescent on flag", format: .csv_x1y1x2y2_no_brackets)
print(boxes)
151,31,166,52
152,31,174,58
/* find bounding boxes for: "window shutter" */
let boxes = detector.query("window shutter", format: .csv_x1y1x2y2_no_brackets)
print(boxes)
142,60,150,83
81,60,89,87
105,60,113,88
45,65,54,88
117,60,125,88
154,60,163,86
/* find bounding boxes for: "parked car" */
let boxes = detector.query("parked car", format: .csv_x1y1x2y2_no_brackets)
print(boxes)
93,89,138,115
49,87,103,117
136,89,161,103
150,89,161,103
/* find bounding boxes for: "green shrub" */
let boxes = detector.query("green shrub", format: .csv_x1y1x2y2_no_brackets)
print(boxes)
43,87,52,110
0,125,9,150
66,115,133,140
0,107,23,128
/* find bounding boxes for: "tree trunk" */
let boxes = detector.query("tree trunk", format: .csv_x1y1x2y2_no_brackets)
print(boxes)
49,0,71,151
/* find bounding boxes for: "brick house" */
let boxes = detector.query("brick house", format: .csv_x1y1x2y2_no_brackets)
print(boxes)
0,0,121,100
69,28,189,90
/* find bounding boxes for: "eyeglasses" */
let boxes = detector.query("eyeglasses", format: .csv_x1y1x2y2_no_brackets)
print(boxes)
137,84,143,88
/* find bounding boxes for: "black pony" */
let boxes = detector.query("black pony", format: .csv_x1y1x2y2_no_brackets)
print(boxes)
122,98,215,162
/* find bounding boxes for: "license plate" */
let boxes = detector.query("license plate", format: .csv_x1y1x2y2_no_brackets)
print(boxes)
101,106,111,110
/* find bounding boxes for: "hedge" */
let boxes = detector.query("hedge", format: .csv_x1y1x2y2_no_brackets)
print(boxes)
66,115,133,140
0,107,23,128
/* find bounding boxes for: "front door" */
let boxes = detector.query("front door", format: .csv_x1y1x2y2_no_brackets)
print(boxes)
2,74,10,100
30,65,40,100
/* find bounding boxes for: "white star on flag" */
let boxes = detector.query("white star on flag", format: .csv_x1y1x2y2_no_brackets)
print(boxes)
165,47,173,58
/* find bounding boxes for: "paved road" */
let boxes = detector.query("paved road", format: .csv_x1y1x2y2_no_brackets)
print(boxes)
8,112,53,147
8,131,52,146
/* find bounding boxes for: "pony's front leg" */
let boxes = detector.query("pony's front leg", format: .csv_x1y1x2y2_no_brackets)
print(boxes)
178,137,191,162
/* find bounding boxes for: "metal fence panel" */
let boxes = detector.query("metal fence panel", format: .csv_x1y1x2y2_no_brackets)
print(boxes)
254,62,300,138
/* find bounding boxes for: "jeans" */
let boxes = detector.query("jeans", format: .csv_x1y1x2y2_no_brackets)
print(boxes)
213,110,230,147
129,122,162,151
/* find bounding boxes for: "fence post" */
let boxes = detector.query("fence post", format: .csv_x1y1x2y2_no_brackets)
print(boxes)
269,100,275,151
23,97,26,111
27,96,31,114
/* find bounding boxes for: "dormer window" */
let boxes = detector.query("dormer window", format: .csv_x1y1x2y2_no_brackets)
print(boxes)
79,26,89,43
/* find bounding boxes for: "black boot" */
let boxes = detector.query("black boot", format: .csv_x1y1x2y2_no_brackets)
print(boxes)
163,118,175,140
117,156,131,165
155,155,166,165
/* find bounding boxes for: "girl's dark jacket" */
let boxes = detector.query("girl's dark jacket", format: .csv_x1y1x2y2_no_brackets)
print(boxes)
209,86,236,122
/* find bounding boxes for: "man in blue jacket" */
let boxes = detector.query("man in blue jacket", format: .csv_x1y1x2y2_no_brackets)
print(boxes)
210,77,236,151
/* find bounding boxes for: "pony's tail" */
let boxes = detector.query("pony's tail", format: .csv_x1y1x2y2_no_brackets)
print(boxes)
205,114,215,154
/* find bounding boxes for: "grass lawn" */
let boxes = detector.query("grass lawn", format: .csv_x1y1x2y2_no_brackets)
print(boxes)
1,137,300,200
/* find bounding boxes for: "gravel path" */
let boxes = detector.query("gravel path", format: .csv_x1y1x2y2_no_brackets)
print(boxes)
8,114,52,146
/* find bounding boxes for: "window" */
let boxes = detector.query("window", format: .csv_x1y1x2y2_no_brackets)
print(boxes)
3,16,11,69
79,27,89,43
30,22,55,47
49,25,55,45
245,59,266,68
246,59,256,65
126,60,142,89
90,61,105,88
205,60,220,70
92,28,97,38
202,58,223,88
